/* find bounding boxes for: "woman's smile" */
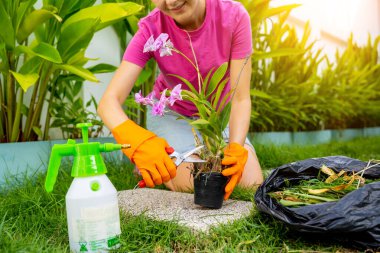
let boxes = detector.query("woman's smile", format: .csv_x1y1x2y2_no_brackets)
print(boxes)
168,1,186,12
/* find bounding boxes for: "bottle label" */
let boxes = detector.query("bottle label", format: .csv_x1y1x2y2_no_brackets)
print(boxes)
70,203,121,252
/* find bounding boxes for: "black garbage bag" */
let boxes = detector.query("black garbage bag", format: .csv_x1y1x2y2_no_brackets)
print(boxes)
254,156,380,250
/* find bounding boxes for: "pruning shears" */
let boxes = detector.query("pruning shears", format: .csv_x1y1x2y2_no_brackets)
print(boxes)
136,145,205,188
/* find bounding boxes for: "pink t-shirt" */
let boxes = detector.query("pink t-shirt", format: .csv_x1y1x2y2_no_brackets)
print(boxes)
123,0,252,117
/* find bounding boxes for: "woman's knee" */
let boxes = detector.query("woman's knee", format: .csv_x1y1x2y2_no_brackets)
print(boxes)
238,144,264,187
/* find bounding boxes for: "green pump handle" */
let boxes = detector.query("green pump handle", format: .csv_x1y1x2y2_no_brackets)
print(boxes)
45,123,130,192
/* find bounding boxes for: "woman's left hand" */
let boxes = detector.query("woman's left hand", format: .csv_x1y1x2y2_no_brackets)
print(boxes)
221,142,248,200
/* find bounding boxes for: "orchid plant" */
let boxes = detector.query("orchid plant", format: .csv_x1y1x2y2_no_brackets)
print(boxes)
135,33,242,171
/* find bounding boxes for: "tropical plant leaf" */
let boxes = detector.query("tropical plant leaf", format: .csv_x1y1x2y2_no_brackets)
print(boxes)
263,4,301,19
10,71,39,92
16,42,62,63
252,48,304,60
57,18,99,61
87,63,117,74
17,9,62,43
55,64,99,82
0,1,15,49
250,89,272,99
135,68,153,86
61,2,143,31
32,126,43,138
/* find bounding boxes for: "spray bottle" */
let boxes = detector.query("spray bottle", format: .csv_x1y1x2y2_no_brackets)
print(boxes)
45,123,130,252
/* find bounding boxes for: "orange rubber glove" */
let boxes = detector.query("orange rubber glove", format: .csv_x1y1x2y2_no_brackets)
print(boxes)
112,120,176,188
221,142,248,200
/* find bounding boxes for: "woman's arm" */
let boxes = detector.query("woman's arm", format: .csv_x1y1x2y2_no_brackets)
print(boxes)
228,57,252,145
97,60,143,130
98,60,176,187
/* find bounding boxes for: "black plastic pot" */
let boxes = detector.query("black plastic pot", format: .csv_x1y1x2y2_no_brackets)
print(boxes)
193,172,228,209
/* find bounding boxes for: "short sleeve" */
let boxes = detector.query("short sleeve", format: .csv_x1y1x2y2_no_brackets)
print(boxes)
231,7,253,59
122,23,153,67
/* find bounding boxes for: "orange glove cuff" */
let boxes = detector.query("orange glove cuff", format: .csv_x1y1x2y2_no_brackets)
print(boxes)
112,120,155,159
224,142,248,159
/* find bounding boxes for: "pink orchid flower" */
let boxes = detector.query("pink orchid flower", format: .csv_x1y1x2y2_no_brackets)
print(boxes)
153,33,169,49
168,84,182,106
151,89,169,116
143,33,173,57
135,90,155,106
160,39,173,57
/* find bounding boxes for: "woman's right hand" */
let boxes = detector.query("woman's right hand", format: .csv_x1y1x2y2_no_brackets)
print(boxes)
112,120,176,187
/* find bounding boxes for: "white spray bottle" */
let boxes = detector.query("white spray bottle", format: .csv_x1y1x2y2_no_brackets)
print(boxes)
45,123,130,252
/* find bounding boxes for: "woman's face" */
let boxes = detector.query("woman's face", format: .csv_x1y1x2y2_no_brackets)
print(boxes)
152,0,205,30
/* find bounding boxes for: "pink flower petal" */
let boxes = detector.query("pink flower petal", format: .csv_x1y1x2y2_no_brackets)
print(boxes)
168,84,182,106
153,33,169,50
143,35,155,53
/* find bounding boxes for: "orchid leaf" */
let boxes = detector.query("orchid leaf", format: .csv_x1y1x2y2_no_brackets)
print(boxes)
168,74,199,95
206,62,228,97
202,67,214,95
212,78,229,108
190,119,210,126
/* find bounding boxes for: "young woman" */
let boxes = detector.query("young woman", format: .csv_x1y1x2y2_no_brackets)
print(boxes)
97,0,263,200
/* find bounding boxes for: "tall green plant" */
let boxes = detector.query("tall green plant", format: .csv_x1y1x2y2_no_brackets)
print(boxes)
240,1,319,132
317,34,380,129
250,12,324,132
0,0,143,142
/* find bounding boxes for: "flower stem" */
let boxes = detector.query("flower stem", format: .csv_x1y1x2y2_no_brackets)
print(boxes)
172,48,204,92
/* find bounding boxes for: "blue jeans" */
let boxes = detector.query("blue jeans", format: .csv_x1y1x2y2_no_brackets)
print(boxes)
146,107,254,154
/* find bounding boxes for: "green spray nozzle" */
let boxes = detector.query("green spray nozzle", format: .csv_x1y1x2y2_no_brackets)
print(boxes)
45,123,130,192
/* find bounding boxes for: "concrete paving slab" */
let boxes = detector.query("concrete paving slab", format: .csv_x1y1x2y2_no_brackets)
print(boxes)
118,188,253,232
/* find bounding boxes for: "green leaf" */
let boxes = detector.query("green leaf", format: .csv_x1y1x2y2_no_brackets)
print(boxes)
0,1,15,49
55,64,99,82
61,2,143,32
135,68,152,86
16,42,62,63
15,0,37,34
10,71,39,92
190,119,210,126
87,63,117,74
250,89,272,99
19,56,42,74
264,4,301,19
57,18,99,61
66,51,95,66
207,62,228,97
211,78,229,108
168,74,199,96
126,15,139,34
32,126,43,138
252,48,304,60
17,9,62,43
202,67,214,95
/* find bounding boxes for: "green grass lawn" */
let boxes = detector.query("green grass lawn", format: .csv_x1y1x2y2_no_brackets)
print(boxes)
1,137,379,252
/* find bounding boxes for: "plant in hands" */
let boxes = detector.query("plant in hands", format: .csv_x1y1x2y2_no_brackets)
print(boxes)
136,33,249,177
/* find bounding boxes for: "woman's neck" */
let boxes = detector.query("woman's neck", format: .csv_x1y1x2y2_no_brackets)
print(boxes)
177,0,206,31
